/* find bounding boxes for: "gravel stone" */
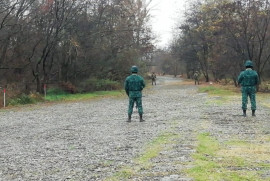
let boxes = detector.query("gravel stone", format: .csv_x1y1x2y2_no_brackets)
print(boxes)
0,76,269,180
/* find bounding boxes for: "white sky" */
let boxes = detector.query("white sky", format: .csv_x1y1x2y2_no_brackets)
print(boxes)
149,0,187,48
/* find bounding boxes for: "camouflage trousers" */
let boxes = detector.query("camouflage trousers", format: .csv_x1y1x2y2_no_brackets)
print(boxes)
195,78,199,85
128,97,143,116
241,86,256,110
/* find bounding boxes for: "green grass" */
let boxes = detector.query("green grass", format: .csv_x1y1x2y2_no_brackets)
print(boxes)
188,133,221,180
200,85,270,108
135,132,178,165
196,133,219,156
8,93,44,106
105,131,180,180
224,140,250,146
45,89,123,102
112,168,135,180
5,88,124,107
9,94,37,105
199,85,239,105
257,93,270,108
186,133,270,181
198,86,236,96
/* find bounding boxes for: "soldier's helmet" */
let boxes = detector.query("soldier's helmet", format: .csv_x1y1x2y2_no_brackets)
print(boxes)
130,66,138,73
245,60,253,67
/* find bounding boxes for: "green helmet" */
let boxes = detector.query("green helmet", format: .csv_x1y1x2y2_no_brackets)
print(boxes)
245,60,253,67
130,65,138,73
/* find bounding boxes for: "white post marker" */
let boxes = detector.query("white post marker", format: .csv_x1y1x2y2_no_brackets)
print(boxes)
4,88,6,108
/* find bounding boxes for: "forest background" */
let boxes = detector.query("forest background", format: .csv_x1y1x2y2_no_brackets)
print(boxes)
1,0,270,107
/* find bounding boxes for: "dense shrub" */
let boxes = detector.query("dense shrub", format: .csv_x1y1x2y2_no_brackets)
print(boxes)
46,88,68,96
59,82,77,94
78,78,121,92
8,93,43,105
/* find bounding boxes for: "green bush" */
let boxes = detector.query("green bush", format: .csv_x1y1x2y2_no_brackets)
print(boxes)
9,94,37,105
47,88,68,95
45,88,69,101
79,78,121,92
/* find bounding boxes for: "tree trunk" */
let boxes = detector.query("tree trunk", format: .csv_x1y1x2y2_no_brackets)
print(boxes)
36,75,41,93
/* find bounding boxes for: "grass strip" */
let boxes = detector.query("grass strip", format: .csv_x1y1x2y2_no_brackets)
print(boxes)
198,86,236,96
45,90,123,102
199,85,239,105
187,133,269,181
105,132,180,180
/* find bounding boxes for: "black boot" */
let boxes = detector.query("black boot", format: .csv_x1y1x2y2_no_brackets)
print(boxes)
252,110,256,117
243,110,246,117
139,114,145,122
127,115,131,122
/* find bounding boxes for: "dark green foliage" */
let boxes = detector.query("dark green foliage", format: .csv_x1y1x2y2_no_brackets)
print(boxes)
0,1,152,94
172,0,270,84
58,82,77,94
78,78,121,92
47,88,68,96
9,94,38,105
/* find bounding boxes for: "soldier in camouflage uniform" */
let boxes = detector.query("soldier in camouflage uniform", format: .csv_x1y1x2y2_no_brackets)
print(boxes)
193,71,199,85
151,72,156,85
238,60,259,117
125,66,146,122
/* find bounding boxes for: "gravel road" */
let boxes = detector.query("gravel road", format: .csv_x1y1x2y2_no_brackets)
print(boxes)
0,76,269,181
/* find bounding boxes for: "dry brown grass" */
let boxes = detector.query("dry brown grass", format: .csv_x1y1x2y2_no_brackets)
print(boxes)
218,143,270,161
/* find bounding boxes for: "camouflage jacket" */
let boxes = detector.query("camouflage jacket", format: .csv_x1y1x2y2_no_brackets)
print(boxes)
238,69,259,87
193,73,199,80
125,74,145,98
151,74,156,80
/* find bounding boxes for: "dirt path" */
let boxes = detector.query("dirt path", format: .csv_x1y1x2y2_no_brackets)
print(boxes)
0,76,269,181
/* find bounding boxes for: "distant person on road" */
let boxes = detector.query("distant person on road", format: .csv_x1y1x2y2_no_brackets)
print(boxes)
193,71,200,85
125,66,145,122
238,60,259,117
151,72,156,85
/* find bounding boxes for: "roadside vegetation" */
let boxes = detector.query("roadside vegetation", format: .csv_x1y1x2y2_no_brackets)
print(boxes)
2,78,154,107
198,85,237,96
198,82,270,107
45,88,123,102
186,84,270,180
186,133,270,181
169,0,270,85
5,88,123,107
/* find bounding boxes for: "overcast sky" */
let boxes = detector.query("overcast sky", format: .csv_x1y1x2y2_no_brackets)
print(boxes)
149,0,187,48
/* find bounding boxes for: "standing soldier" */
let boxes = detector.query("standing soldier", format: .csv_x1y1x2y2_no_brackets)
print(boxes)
193,71,199,85
125,66,145,122
238,60,259,117
151,72,156,85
